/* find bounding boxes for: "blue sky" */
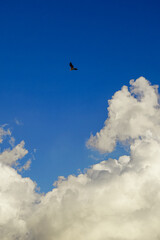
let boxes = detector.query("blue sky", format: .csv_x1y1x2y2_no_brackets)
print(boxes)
0,0,160,192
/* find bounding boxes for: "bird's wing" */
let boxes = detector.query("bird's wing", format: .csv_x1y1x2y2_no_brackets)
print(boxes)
69,62,74,68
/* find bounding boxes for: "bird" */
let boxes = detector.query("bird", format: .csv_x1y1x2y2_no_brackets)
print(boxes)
69,62,78,71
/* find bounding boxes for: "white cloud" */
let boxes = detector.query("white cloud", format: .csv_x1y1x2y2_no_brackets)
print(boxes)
1,77,160,240
0,130,38,239
0,126,11,143
87,77,160,153
0,140,28,166
18,159,31,172
15,118,23,126
0,162,39,239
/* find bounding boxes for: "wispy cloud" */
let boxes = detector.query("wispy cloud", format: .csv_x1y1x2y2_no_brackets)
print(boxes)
18,159,31,172
15,118,23,126
0,126,11,143
1,77,160,240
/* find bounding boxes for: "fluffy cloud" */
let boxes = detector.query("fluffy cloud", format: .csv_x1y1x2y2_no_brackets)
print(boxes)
1,77,160,240
87,77,160,153
0,162,39,240
0,140,28,166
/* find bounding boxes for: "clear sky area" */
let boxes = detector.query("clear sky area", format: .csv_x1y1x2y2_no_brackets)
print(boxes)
1,0,160,192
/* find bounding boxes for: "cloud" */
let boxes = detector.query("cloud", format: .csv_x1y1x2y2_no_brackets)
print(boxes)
0,129,38,239
18,159,31,172
0,162,39,239
0,140,28,166
1,77,160,240
15,118,23,126
87,77,160,153
0,126,11,143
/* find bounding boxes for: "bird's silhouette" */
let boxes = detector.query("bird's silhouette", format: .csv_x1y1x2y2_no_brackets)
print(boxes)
69,62,78,71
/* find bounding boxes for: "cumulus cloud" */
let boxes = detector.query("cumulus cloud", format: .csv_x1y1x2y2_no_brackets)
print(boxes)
0,128,39,240
87,77,160,153
1,77,160,240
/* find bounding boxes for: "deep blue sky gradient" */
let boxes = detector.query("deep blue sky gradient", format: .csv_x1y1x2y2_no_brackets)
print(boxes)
1,0,160,192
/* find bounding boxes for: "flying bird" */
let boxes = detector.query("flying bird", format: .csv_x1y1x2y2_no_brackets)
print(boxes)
69,62,78,71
